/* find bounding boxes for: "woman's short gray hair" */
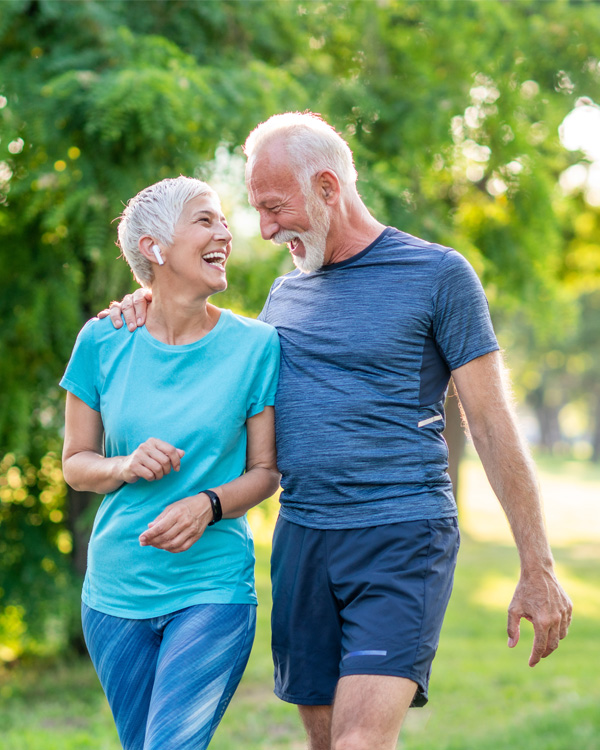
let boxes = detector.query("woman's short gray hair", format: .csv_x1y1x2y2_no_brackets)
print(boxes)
243,112,358,195
117,176,216,286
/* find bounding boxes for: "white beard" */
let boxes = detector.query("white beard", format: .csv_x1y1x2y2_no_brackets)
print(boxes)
273,191,330,273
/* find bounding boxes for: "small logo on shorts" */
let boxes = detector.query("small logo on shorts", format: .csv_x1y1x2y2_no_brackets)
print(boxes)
342,650,388,660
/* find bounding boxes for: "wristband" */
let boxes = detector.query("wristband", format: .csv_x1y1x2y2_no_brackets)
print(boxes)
202,489,222,526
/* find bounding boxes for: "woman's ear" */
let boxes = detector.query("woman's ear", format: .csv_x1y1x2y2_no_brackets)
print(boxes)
139,236,164,265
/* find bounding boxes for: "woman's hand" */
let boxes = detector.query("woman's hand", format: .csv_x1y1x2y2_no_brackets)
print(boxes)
139,493,213,553
121,438,185,483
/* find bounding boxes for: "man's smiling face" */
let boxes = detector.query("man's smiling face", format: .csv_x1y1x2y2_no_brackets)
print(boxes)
246,141,331,273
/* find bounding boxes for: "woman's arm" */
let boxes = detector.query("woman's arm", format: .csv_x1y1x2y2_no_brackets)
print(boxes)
62,392,184,493
139,406,280,552
215,405,280,518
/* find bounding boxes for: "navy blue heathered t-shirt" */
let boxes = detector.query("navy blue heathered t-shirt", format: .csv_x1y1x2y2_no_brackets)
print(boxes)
259,227,499,529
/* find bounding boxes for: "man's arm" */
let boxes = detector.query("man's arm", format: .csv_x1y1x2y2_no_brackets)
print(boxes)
97,288,152,330
451,350,572,666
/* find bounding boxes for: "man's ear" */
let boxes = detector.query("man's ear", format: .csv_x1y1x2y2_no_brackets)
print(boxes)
315,170,341,205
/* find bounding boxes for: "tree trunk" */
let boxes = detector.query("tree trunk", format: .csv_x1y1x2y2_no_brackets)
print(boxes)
443,379,467,511
66,486,97,578
65,486,97,653
527,386,562,453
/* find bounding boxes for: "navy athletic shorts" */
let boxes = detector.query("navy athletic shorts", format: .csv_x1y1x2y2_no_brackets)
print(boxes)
270,515,460,707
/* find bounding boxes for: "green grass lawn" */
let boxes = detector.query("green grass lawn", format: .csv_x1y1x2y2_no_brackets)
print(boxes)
1,465,598,749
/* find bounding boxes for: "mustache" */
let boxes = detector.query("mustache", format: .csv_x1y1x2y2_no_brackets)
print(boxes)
272,230,298,245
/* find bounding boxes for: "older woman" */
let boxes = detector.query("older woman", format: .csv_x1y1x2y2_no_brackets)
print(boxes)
60,176,280,750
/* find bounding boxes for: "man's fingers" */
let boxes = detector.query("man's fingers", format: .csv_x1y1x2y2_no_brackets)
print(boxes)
542,624,561,659
132,288,151,328
108,303,124,329
507,609,521,648
529,619,551,667
118,294,138,331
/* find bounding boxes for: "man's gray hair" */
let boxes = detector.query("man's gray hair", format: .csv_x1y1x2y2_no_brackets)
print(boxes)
243,112,358,194
117,176,216,286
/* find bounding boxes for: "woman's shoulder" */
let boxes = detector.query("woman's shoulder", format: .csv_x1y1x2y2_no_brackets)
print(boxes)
74,315,135,348
223,310,278,343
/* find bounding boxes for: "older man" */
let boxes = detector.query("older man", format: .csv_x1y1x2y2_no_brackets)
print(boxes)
108,112,571,750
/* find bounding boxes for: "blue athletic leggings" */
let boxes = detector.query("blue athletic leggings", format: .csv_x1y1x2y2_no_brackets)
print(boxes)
82,602,256,750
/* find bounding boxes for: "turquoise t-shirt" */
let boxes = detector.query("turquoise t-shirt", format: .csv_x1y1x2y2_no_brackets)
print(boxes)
60,309,280,618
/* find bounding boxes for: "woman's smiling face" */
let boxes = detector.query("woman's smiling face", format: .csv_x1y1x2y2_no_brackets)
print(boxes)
166,192,233,295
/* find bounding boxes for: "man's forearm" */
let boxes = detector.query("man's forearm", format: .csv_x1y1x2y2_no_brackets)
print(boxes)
469,412,554,572
452,352,554,570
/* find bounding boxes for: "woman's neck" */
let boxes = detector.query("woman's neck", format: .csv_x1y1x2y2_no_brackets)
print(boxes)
145,285,220,345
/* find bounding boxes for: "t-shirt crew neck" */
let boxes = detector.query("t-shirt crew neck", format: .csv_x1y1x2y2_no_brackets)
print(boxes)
138,307,228,352
316,227,395,273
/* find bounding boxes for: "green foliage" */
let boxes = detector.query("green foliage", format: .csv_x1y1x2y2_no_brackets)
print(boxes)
0,451,78,657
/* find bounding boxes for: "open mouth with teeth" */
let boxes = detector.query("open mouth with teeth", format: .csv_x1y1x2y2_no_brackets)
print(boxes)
289,238,303,255
203,251,227,269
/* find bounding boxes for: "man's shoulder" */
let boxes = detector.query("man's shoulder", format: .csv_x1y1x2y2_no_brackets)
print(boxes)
269,268,306,289
384,227,453,258
383,228,480,279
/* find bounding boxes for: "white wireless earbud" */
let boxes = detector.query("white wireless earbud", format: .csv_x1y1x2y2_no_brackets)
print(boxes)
151,244,164,265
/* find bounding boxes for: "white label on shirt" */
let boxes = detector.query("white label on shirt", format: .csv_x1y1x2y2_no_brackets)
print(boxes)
417,415,444,428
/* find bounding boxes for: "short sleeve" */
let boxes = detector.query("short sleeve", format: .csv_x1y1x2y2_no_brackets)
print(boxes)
246,326,281,418
432,251,499,371
257,285,274,324
59,319,101,411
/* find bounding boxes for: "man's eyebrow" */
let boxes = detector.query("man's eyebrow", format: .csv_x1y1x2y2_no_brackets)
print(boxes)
252,197,281,208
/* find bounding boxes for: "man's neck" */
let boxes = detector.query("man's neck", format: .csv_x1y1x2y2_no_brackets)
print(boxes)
324,198,386,266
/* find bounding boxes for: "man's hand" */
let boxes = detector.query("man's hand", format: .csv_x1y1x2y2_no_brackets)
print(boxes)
97,288,153,330
139,493,213,553
507,569,573,666
121,438,185,484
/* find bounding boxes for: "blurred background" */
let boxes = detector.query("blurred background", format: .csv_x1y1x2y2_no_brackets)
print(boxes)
0,1,598,748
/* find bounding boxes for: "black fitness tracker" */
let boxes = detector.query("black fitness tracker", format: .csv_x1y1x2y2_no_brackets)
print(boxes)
202,489,223,525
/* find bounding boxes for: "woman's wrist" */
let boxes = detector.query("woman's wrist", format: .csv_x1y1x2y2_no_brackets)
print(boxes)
114,455,132,485
200,490,223,525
